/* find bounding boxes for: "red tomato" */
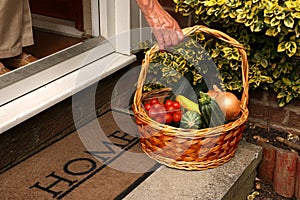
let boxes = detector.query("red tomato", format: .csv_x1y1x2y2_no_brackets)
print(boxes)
166,105,176,114
175,110,182,116
173,112,182,123
173,101,181,109
165,99,173,107
151,102,163,110
152,103,166,114
164,113,173,124
149,98,159,105
144,103,151,111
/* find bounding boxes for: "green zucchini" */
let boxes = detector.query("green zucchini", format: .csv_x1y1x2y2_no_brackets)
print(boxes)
198,92,225,128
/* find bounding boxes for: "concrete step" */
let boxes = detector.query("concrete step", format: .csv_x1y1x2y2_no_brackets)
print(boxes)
124,141,262,200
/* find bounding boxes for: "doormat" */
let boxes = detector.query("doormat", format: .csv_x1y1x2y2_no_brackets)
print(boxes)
0,110,160,200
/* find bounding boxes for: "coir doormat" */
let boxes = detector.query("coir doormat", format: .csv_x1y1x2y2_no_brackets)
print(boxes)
0,110,159,200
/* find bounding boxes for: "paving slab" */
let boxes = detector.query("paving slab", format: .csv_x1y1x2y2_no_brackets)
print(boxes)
124,141,263,200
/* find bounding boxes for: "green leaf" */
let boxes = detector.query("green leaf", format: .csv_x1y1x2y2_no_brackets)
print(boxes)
272,69,281,79
277,91,286,98
284,16,294,28
277,25,282,33
252,21,264,32
207,7,217,15
275,11,286,20
286,94,293,103
261,75,273,83
291,12,300,19
270,18,281,26
296,25,300,37
282,77,292,86
245,18,254,26
265,28,278,36
286,41,297,57
264,17,271,24
203,0,217,6
184,0,194,4
278,98,286,107
273,80,284,91
277,41,287,52
285,1,296,9
292,85,300,92
216,0,226,6
260,59,268,68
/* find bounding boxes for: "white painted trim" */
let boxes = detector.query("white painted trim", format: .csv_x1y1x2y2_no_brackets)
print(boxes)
0,40,114,106
99,0,110,39
0,53,136,134
32,14,84,38
99,0,131,55
91,0,100,36
115,0,131,55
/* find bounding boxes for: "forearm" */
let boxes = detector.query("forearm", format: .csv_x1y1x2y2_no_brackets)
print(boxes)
135,0,184,48
135,0,161,16
136,0,177,30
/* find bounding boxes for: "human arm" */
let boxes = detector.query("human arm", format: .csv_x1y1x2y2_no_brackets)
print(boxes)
135,0,185,49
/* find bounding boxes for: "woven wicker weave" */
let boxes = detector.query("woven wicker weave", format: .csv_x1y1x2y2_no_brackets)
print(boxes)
132,25,249,170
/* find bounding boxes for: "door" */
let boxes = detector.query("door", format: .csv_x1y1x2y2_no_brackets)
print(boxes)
0,0,148,133
29,0,84,30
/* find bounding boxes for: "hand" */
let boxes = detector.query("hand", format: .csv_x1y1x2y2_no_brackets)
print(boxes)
136,0,185,49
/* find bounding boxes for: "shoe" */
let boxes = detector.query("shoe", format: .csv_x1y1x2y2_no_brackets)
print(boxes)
2,52,38,69
0,62,11,76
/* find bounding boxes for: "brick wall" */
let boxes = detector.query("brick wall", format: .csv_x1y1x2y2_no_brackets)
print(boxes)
249,89,300,136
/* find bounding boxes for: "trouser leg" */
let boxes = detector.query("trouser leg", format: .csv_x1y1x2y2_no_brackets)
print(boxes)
0,0,34,59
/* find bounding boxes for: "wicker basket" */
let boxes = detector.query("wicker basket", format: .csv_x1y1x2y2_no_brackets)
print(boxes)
132,25,249,170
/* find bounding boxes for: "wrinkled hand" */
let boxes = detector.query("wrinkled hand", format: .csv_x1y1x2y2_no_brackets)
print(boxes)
136,0,185,49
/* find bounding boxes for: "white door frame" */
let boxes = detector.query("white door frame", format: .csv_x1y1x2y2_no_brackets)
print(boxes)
0,0,137,134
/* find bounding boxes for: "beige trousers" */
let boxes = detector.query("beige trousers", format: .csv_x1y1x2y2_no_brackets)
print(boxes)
0,0,34,59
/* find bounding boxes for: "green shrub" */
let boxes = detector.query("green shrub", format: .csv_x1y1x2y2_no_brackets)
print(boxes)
172,0,300,106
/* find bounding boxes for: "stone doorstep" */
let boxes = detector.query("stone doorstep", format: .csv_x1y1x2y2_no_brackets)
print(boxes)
124,141,263,200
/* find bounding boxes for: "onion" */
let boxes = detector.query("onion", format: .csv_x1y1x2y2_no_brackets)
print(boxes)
206,85,241,120
214,92,241,120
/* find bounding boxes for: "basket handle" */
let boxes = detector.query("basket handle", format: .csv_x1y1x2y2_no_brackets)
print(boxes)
134,25,249,111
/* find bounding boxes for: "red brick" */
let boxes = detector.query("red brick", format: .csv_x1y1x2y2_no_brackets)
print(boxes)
296,158,300,199
248,101,269,122
290,98,300,107
288,111,300,130
257,142,276,184
268,106,287,126
266,90,278,102
249,89,268,102
273,148,298,198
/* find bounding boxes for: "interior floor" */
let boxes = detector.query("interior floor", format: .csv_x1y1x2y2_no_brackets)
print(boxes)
25,28,84,59
0,28,84,76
